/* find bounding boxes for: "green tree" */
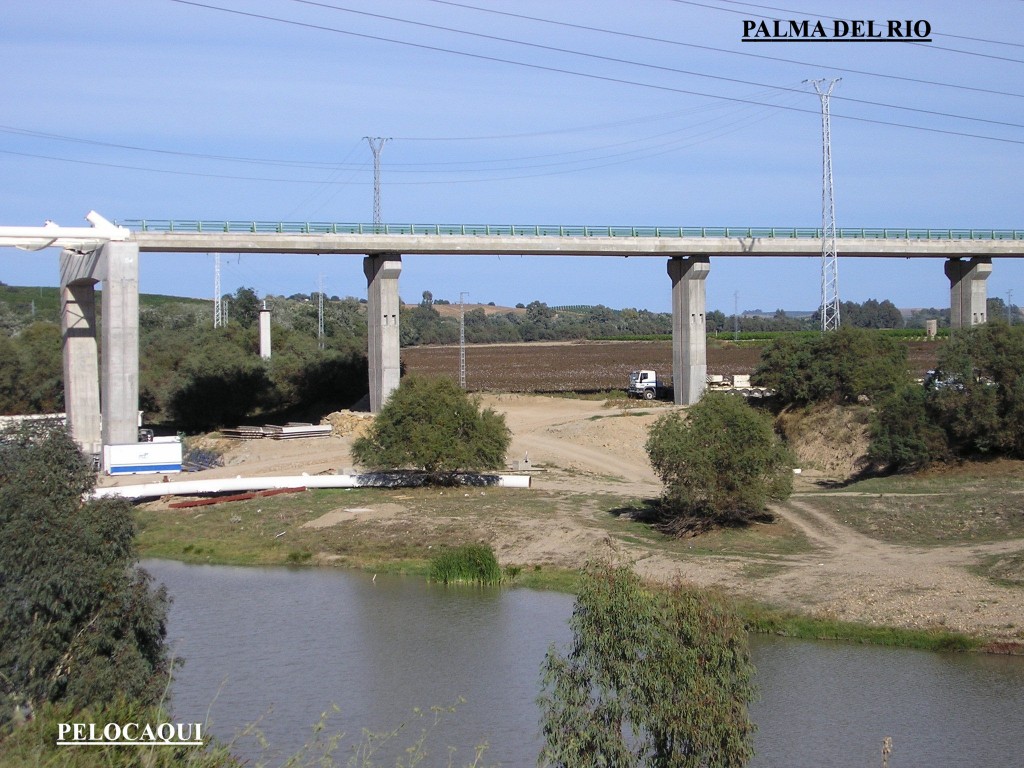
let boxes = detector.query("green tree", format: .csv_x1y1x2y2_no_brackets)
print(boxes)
0,424,171,730
538,563,756,768
645,394,793,536
352,375,511,477
13,322,64,413
868,386,950,471
928,324,1024,456
0,335,27,413
753,327,909,405
230,286,261,328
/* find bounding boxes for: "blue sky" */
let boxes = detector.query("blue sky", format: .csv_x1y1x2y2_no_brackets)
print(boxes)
2,0,1023,313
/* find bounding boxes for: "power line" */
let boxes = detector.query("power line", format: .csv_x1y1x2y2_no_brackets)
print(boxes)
668,0,1024,64
706,0,1024,48
421,0,1024,99
165,1,1024,147
275,0,1024,131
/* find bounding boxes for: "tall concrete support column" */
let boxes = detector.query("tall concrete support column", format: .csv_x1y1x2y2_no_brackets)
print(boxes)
259,305,272,359
100,241,140,446
61,279,102,455
363,253,402,412
668,256,710,406
945,257,992,328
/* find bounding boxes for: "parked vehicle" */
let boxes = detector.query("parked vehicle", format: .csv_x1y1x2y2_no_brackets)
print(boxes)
627,369,672,400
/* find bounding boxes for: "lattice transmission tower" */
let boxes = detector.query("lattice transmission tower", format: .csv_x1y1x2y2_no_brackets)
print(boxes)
317,274,325,350
808,78,841,332
459,292,468,388
213,253,222,328
364,137,390,226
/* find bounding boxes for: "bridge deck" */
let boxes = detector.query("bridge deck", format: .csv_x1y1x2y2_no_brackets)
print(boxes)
123,220,1024,258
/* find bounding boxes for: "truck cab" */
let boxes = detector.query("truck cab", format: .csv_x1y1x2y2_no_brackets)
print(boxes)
628,369,660,399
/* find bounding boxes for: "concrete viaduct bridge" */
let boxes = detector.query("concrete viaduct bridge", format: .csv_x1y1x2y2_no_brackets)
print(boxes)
1,213,1021,460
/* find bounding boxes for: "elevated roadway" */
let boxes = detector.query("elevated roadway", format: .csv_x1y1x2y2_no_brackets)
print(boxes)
125,220,1024,258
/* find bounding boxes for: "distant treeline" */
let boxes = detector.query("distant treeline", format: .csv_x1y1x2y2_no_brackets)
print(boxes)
402,293,1017,345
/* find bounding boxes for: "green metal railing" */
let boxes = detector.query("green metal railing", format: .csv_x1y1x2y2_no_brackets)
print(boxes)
120,220,1024,241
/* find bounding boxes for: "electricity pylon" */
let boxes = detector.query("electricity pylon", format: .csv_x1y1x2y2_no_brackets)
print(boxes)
808,78,841,332
213,253,222,328
364,137,390,227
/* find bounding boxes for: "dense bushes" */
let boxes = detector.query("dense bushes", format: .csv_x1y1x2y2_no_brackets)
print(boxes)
868,387,950,471
871,325,1024,470
753,327,910,405
140,325,369,431
352,375,511,477
646,393,793,536
0,424,171,730
0,323,63,415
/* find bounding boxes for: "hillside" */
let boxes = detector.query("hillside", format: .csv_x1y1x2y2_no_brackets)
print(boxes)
0,284,209,329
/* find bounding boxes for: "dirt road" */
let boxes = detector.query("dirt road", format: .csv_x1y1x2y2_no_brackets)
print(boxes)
485,395,1024,642
119,393,1024,642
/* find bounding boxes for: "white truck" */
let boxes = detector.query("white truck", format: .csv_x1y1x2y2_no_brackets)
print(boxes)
627,369,672,400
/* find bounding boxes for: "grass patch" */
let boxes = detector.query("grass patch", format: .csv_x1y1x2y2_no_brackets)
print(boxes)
741,560,790,579
428,543,502,584
135,486,564,570
512,565,581,592
602,501,814,559
549,389,629,401
971,551,1024,588
803,470,1024,546
737,600,982,652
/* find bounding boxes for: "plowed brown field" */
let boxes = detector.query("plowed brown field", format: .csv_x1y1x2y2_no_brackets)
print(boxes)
402,339,940,392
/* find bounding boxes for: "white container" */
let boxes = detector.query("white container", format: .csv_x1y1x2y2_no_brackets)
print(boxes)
103,441,183,475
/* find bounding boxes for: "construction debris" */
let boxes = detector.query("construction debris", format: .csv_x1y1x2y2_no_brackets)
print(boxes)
321,410,374,438
221,422,333,440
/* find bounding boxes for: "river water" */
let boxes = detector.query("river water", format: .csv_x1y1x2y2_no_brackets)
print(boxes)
146,560,1024,767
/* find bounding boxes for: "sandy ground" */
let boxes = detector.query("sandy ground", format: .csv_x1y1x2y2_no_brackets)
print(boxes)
108,394,1024,642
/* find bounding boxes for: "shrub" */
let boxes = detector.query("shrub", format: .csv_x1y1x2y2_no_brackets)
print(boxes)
0,424,171,731
352,375,511,477
538,563,756,768
928,324,1024,457
866,326,1024,470
429,544,502,585
753,327,909,405
645,393,793,536
869,386,950,471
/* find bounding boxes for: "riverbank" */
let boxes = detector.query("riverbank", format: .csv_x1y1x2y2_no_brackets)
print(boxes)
129,393,1024,650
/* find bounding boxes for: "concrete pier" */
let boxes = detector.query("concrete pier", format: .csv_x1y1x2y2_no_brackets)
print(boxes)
60,280,101,455
363,253,402,412
945,257,992,328
100,242,140,446
60,241,139,454
668,256,710,406
259,305,272,359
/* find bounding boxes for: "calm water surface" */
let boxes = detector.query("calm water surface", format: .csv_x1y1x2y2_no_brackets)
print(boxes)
146,560,1024,767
